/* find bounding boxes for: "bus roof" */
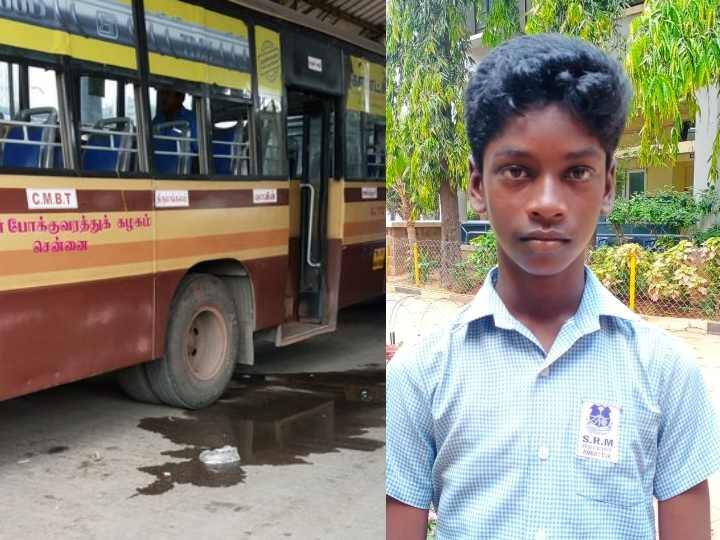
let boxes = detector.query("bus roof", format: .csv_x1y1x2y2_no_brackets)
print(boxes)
224,0,385,57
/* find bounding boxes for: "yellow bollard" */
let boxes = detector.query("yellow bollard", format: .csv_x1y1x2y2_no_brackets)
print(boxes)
413,243,420,286
628,251,637,311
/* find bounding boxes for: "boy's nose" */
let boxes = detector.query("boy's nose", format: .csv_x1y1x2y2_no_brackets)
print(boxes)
527,174,567,225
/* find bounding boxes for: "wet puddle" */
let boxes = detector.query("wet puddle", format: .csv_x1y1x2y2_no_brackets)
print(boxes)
136,370,385,495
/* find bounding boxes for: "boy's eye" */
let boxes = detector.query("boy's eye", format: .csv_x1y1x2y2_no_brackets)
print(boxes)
567,167,593,182
500,165,529,180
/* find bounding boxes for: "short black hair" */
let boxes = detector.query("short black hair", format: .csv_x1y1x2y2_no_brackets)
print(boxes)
465,33,632,169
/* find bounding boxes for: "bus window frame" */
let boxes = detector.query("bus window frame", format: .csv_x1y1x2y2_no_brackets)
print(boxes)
70,63,146,179
343,110,387,182
340,50,386,182
146,75,212,180
343,108,366,182
207,92,256,180
248,23,287,181
0,52,77,176
365,112,385,180
0,6,385,182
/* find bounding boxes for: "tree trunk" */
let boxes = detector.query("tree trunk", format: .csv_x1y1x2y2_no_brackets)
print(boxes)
406,220,417,245
439,178,460,288
405,221,417,279
612,222,626,245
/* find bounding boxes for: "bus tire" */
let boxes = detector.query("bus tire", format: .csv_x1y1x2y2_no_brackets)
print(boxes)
147,274,239,409
116,363,162,404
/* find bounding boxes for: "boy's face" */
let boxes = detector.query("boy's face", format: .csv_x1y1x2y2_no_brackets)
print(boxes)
469,104,614,277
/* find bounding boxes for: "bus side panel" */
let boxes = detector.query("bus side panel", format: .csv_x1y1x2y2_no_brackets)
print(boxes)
151,182,291,355
338,182,386,308
325,237,343,320
0,276,154,401
338,239,385,308
152,255,289,356
245,255,288,330
0,179,155,401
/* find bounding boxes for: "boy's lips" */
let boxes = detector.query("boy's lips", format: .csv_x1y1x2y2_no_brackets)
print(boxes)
519,230,572,242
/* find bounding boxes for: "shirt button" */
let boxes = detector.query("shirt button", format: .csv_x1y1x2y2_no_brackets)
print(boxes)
538,446,549,460
539,367,550,377
535,529,547,540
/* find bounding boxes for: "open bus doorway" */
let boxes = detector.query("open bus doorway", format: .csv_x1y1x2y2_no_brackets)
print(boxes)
287,90,334,323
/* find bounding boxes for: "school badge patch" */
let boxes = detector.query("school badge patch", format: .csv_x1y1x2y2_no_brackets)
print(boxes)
576,401,620,463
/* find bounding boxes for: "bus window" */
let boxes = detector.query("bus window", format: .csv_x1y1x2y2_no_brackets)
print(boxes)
210,99,251,177
29,66,60,110
345,110,363,178
79,76,138,174
366,115,385,179
149,86,199,176
258,99,284,176
0,65,64,170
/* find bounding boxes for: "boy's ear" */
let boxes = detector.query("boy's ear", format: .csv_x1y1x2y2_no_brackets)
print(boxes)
468,156,487,215
601,159,616,217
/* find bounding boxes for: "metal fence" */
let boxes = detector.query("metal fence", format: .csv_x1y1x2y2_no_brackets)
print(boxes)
387,237,720,322
387,237,493,296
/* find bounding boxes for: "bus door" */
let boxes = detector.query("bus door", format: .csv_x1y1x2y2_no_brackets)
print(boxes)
277,33,341,345
289,91,333,322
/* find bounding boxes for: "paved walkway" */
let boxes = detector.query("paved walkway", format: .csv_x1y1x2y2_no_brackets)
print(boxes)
388,292,720,537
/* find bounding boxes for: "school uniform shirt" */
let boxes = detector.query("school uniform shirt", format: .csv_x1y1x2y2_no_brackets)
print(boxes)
386,266,720,539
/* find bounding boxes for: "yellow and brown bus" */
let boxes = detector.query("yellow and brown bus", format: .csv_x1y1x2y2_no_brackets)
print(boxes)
0,0,385,408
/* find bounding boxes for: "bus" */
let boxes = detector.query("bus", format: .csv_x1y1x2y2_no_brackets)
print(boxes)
0,0,386,408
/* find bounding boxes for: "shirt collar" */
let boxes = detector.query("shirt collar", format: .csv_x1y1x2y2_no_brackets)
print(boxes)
458,265,639,333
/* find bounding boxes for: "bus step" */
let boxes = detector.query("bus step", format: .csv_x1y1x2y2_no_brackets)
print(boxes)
275,322,335,347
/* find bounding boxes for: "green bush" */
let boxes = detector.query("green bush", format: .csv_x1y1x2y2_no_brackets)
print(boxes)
589,238,720,317
450,259,478,294
645,239,720,316
589,243,653,298
693,225,720,245
653,235,683,251
417,249,439,284
468,232,497,282
608,188,715,237
608,189,709,234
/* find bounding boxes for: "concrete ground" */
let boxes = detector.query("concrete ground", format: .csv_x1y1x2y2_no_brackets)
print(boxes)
388,292,720,537
0,302,385,540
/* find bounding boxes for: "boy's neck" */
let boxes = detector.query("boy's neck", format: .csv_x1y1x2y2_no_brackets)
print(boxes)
494,250,587,325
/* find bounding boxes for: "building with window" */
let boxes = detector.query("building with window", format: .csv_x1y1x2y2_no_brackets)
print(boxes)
467,1,719,199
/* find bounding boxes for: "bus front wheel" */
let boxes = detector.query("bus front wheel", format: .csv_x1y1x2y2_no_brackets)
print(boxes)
146,273,240,409
116,363,162,404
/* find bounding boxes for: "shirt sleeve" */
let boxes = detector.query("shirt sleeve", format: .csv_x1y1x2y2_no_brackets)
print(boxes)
653,342,720,500
386,345,436,509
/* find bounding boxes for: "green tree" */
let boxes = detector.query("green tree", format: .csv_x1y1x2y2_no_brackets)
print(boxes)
625,0,720,184
480,0,520,47
524,0,629,52
387,0,474,285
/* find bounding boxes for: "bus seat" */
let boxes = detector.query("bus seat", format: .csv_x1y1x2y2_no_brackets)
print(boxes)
212,124,248,175
212,127,235,174
2,107,59,168
81,117,135,173
153,121,190,175
3,126,44,168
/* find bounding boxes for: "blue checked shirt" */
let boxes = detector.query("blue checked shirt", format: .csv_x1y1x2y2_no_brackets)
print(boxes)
387,267,720,539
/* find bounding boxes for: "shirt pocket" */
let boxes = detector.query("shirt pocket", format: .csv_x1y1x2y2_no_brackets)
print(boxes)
574,407,659,508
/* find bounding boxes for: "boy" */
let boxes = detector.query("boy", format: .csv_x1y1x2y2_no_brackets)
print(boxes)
386,34,720,539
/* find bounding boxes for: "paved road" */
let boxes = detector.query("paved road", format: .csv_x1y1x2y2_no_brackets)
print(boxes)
0,303,385,540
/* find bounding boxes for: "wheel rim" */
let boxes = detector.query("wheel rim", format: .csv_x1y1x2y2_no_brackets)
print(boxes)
184,307,228,381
